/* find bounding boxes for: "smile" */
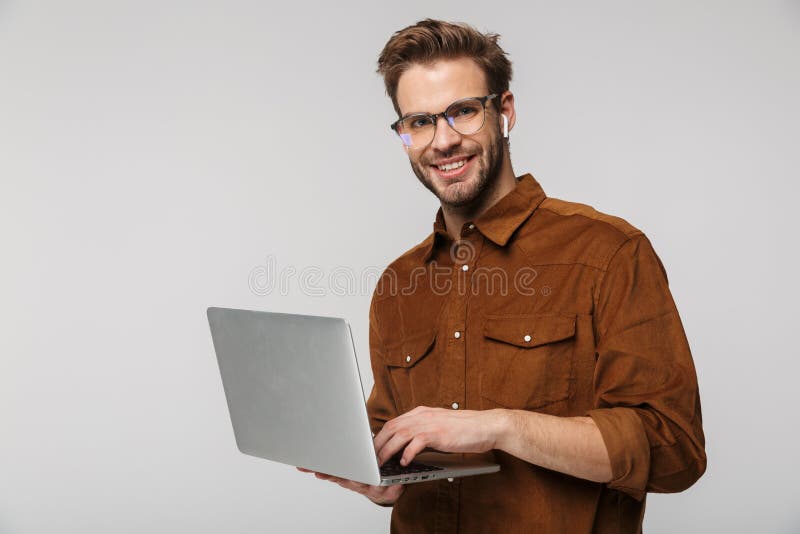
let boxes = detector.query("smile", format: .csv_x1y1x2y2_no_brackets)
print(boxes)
437,159,467,171
430,155,476,180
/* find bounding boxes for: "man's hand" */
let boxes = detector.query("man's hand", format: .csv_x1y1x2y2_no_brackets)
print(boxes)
373,406,507,466
295,467,404,506
372,406,612,484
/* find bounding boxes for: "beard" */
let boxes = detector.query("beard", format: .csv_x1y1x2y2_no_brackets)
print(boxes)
409,127,505,208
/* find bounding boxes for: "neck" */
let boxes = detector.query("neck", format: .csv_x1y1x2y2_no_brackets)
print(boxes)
441,154,517,241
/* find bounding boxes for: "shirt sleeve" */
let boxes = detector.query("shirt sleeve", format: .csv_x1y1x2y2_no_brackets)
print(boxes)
365,290,399,437
586,233,707,501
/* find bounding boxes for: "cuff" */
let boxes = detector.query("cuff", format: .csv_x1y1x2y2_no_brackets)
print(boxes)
587,407,650,501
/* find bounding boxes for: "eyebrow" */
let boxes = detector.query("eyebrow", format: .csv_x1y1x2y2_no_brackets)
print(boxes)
398,93,495,121
399,110,432,120
398,97,472,120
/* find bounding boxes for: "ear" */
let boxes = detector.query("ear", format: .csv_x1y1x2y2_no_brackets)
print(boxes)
498,91,516,136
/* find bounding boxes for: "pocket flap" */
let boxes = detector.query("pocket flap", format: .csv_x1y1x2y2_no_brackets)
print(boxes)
483,314,576,348
384,330,437,368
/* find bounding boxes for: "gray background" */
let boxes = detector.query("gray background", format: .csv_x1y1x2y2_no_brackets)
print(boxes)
1,1,798,532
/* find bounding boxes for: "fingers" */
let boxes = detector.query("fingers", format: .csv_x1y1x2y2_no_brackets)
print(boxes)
297,468,371,494
375,407,444,465
335,478,370,494
401,434,429,466
373,406,428,453
320,475,389,502
376,429,415,466
372,424,394,457
296,467,341,483
295,465,403,505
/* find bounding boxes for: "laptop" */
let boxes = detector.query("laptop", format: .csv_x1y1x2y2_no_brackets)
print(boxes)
207,307,500,485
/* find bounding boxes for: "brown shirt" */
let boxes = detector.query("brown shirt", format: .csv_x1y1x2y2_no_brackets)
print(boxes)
366,174,706,533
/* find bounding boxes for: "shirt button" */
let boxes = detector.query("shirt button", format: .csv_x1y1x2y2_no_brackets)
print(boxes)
405,355,412,362
447,477,454,482
454,331,461,339
451,402,459,409
461,264,469,272
523,334,532,343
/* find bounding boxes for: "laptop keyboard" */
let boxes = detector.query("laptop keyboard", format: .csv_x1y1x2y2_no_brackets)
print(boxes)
379,458,444,477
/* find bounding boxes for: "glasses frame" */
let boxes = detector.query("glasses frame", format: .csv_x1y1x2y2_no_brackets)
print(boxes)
389,93,498,149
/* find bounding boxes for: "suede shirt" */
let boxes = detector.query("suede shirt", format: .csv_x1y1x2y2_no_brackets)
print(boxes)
365,174,706,533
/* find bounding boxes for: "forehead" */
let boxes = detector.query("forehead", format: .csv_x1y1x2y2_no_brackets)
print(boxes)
396,57,489,116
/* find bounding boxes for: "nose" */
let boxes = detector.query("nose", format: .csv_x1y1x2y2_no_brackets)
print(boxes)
429,115,462,153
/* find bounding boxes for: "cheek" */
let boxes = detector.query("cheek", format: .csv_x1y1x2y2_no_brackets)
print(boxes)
471,135,493,155
415,150,435,168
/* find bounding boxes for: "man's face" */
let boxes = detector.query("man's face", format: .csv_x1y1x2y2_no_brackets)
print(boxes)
395,58,504,208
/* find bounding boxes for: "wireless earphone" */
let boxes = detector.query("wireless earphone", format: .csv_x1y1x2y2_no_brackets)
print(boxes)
502,114,509,138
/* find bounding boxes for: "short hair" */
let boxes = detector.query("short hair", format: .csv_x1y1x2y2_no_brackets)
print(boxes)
377,19,513,116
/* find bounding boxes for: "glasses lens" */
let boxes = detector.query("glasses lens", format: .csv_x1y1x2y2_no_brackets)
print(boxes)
446,99,486,135
395,114,435,148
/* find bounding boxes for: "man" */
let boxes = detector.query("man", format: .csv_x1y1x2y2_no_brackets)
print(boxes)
301,19,706,532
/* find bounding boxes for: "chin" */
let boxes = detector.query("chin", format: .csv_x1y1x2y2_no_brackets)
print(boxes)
412,159,492,208
436,178,482,207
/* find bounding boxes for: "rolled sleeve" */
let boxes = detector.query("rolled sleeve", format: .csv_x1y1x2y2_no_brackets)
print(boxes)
588,234,707,499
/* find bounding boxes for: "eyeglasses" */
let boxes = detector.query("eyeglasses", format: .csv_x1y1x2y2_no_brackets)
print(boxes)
390,94,498,150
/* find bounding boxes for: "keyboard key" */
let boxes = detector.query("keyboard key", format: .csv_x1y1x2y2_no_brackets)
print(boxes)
379,459,444,477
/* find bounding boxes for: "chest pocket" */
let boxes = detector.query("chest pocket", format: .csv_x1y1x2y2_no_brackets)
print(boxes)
383,329,439,414
479,313,577,412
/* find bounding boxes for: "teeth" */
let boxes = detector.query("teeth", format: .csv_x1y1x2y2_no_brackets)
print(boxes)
437,159,467,171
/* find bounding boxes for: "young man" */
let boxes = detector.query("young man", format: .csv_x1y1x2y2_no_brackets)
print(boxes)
302,19,706,532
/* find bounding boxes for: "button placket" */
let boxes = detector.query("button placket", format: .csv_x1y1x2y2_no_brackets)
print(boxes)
442,235,483,415
437,234,483,530
438,239,470,416
446,327,465,412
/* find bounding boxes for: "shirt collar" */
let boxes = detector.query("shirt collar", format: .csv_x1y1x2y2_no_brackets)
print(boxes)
423,173,546,262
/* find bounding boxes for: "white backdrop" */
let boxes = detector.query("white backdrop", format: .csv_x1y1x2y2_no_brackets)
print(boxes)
1,1,798,532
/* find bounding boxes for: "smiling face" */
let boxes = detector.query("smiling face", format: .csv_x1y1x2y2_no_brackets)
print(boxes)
395,58,506,208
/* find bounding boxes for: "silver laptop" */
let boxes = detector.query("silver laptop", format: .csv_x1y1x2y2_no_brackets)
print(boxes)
207,307,500,485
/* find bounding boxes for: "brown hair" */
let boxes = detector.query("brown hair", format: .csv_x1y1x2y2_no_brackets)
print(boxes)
377,19,513,116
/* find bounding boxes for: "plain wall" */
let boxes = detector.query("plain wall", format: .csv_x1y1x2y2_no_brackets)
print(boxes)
1,1,798,532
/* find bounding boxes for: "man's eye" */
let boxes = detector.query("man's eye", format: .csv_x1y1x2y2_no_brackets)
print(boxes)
410,118,432,129
455,106,478,117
